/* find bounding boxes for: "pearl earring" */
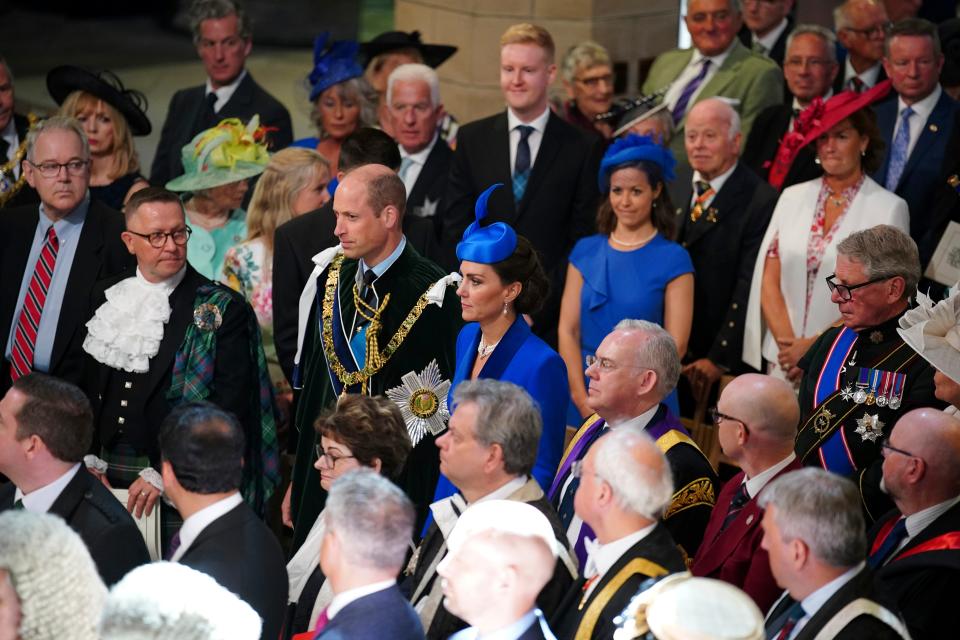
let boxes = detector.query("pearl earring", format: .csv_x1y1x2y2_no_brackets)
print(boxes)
503,301,509,316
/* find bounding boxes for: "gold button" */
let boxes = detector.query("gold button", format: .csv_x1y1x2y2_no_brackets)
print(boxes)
731,303,738,310
729,321,735,327
120,400,128,407
124,381,133,389
118,417,125,424
721,340,728,347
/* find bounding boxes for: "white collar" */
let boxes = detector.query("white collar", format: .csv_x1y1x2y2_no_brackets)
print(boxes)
205,69,248,105
1,118,17,149
454,610,555,640
327,579,396,619
904,494,960,538
473,475,529,505
15,464,80,514
507,106,550,134
799,562,865,620
898,84,942,120
359,236,406,281
693,161,737,195
400,132,439,165
82,266,187,373
692,39,737,69
584,523,658,579
845,59,881,87
792,90,833,112
611,404,660,431
172,492,243,562
754,18,789,53
744,452,796,499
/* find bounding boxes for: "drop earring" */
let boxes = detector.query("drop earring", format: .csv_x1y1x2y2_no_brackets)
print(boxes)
503,301,509,316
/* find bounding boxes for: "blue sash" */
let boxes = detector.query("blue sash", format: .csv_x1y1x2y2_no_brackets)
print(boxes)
813,327,858,406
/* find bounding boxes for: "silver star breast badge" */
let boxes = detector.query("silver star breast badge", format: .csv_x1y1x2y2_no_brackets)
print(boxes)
385,359,451,446
855,413,885,443
840,385,854,401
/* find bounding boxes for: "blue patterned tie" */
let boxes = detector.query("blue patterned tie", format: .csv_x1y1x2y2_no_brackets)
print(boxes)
672,59,712,124
513,125,534,203
868,517,908,568
885,106,914,191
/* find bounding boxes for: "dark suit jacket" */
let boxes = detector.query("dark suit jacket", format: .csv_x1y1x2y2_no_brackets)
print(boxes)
739,18,793,67
765,568,905,640
869,503,960,640
675,162,777,372
551,524,686,640
0,466,149,585
832,62,887,95
404,139,451,262
741,104,823,192
0,200,132,396
872,90,960,267
440,110,602,345
150,72,293,187
179,501,288,640
88,266,256,464
690,459,802,613
0,113,39,209
316,584,424,640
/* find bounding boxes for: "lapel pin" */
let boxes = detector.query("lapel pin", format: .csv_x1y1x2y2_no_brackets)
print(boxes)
746,514,754,525
930,124,939,132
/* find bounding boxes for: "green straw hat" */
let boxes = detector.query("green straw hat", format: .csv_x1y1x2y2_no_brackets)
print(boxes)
165,115,271,192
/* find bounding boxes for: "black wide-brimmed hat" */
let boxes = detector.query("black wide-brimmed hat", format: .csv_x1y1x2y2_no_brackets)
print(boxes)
46,65,152,136
358,30,457,69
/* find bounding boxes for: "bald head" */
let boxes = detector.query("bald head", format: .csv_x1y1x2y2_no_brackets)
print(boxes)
686,98,741,140
885,409,960,509
684,98,742,179
722,374,799,444
344,163,407,220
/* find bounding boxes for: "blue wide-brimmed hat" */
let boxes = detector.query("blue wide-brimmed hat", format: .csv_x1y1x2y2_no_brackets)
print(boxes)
308,32,364,102
456,184,517,264
598,133,676,192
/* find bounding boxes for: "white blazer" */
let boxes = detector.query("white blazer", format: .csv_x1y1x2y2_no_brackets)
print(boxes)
743,176,909,370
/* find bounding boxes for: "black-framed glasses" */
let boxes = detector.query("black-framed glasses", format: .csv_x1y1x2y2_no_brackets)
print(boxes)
27,159,89,177
825,274,890,301
126,227,192,248
710,407,750,432
843,21,892,37
880,438,916,459
315,445,356,467
585,354,648,372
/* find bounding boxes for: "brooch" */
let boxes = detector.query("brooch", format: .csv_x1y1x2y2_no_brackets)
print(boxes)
385,359,451,447
814,408,835,434
193,303,222,331
705,207,719,223
869,331,883,344
855,413,885,443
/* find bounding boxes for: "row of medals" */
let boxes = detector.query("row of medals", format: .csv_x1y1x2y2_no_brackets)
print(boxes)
841,381,902,409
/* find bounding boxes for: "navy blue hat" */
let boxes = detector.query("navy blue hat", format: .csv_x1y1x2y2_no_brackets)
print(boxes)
308,33,364,102
598,134,676,192
456,184,517,264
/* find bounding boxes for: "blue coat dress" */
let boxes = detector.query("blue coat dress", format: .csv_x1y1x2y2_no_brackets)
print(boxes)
430,316,569,504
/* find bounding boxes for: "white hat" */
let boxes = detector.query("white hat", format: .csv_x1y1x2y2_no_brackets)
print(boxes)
613,573,764,640
898,288,960,383
446,500,559,559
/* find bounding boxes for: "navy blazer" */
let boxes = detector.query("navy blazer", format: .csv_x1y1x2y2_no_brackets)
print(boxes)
316,584,424,640
872,90,960,266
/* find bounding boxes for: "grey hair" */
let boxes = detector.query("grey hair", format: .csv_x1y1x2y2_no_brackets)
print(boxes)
758,468,866,567
834,0,881,32
836,225,921,301
613,319,681,397
786,24,838,63
310,76,379,138
99,562,261,640
0,511,106,640
453,379,542,476
26,115,90,162
594,426,674,519
561,41,612,83
884,17,942,59
692,97,741,140
386,63,440,108
189,0,251,43
689,0,741,15
324,470,415,571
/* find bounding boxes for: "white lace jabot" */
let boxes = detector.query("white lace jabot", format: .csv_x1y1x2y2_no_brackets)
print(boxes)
82,267,186,373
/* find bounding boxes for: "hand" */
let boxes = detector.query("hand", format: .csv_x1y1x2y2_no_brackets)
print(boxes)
786,366,803,384
126,476,161,519
776,336,816,372
682,358,724,403
281,482,293,529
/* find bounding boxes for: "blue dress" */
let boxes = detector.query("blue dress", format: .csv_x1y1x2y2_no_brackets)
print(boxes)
570,233,694,414
429,316,569,505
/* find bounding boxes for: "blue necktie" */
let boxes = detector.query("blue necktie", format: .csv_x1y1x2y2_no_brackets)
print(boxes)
868,517,908,568
513,125,534,203
672,59,712,124
721,482,749,531
885,106,914,190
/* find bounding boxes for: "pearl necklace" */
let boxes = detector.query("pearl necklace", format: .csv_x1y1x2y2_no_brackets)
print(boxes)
610,229,658,248
477,338,500,358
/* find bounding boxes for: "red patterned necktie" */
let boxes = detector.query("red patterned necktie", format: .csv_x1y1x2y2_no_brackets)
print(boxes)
10,226,59,380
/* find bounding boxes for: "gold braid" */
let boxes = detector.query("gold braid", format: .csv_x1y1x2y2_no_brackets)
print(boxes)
321,254,435,394
0,113,40,208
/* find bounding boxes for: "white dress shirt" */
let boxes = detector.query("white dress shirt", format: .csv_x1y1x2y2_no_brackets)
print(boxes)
507,107,550,175
842,60,882,91
891,84,942,160
895,494,960,557
326,578,396,620
399,132,439,196
205,69,248,113
15,463,80,513
789,562,865,640
582,524,658,599
743,452,796,499
171,492,244,562
753,19,790,55
662,40,737,111
449,609,558,640
690,161,738,210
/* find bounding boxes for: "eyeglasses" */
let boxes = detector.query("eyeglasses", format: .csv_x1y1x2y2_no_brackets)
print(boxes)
585,354,648,372
825,274,891,301
784,57,834,70
880,438,917,459
126,227,193,248
575,73,614,88
27,159,89,178
843,22,892,37
710,407,750,432
315,445,356,467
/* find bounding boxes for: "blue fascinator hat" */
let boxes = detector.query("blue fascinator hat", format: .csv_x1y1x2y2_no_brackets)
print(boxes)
598,134,676,193
456,184,518,264
308,33,364,101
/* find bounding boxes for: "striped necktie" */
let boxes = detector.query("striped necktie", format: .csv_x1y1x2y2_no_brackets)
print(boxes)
673,59,711,124
10,226,59,381
690,180,715,222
